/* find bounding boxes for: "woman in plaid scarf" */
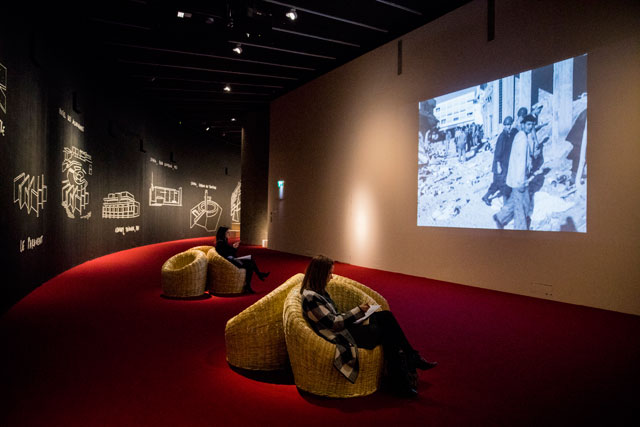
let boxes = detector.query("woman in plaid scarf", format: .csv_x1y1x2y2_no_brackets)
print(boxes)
301,255,437,397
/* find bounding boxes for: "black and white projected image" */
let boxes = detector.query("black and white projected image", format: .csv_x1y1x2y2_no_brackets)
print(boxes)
417,54,587,232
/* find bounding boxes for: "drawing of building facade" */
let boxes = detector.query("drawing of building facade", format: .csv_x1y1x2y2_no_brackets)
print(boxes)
102,191,140,219
231,181,241,224
0,62,7,114
149,173,182,207
190,190,222,232
14,173,47,217
61,146,92,219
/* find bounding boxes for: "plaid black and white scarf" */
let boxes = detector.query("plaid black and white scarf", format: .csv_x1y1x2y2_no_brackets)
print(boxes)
301,289,366,383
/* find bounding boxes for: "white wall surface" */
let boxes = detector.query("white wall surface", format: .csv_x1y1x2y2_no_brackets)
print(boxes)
268,0,640,315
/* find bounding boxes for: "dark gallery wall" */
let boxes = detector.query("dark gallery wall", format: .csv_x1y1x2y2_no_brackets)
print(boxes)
0,8,242,313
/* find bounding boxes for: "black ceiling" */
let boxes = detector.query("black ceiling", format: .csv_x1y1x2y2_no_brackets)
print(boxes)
52,1,471,145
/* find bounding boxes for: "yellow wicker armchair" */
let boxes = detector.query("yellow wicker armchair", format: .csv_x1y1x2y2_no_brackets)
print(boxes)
188,245,213,255
161,250,208,298
206,248,246,295
332,274,390,311
282,278,386,398
225,273,304,370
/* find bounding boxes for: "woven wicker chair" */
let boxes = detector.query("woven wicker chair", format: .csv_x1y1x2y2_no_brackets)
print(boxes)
225,273,304,370
161,250,208,298
283,278,386,398
206,248,246,295
332,274,390,311
188,246,213,288
188,245,213,255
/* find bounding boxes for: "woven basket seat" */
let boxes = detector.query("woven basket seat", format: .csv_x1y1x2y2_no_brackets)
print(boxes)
188,245,213,254
282,276,387,398
225,273,304,370
207,248,246,295
161,250,208,298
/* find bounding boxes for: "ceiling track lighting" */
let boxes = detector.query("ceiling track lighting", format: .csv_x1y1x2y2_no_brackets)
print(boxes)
223,84,231,92
285,8,297,21
233,43,243,54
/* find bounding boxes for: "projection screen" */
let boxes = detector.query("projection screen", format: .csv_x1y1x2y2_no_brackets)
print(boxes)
418,54,587,232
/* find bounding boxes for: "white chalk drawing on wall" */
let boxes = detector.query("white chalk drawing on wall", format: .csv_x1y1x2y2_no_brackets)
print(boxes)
231,181,241,224
14,173,47,217
190,189,222,232
61,146,92,219
1,62,7,137
0,62,7,114
149,172,182,207
20,235,44,253
102,191,140,219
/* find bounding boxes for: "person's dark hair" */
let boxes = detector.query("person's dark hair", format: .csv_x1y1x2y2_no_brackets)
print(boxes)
301,255,334,294
523,114,536,124
216,226,230,244
517,107,528,118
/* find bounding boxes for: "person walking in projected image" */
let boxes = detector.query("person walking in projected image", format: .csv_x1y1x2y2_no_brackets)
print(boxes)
300,255,437,397
215,226,269,293
493,114,540,230
482,116,516,206
455,126,467,162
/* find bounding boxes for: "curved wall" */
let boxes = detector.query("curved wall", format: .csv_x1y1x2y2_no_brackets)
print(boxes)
0,8,241,313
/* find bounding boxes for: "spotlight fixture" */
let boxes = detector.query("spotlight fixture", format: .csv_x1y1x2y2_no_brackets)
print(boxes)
224,85,231,92
285,8,297,21
177,11,192,19
205,16,214,24
233,43,243,54
230,117,236,122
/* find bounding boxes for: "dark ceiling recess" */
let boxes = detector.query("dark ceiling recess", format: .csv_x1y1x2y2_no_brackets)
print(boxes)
64,1,471,145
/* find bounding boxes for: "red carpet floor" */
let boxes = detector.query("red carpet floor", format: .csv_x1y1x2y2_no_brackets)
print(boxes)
1,237,639,426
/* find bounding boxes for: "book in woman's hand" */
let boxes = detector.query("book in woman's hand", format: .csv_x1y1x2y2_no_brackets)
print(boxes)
354,304,381,324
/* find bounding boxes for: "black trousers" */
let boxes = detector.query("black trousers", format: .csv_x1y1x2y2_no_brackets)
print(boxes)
348,310,414,354
227,257,262,289
348,311,419,390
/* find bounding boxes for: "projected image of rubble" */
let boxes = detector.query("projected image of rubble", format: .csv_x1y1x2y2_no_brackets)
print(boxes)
190,189,222,232
61,146,92,219
102,191,140,219
417,54,587,232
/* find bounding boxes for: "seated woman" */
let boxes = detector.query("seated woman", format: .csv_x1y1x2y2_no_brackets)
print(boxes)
301,255,437,397
215,226,270,293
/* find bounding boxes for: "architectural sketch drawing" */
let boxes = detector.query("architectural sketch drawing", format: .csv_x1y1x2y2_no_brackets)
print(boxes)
231,181,241,224
102,191,140,219
190,189,222,232
149,172,182,207
14,173,47,217
61,146,92,219
0,62,7,114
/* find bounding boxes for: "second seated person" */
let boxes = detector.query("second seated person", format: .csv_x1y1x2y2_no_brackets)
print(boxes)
301,255,437,397
215,226,269,294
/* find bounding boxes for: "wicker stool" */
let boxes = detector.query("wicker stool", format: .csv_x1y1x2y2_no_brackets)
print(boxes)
225,273,304,370
206,248,246,295
283,279,385,398
161,250,208,298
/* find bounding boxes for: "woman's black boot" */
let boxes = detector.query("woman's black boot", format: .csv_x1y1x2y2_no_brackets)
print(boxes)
410,351,438,371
